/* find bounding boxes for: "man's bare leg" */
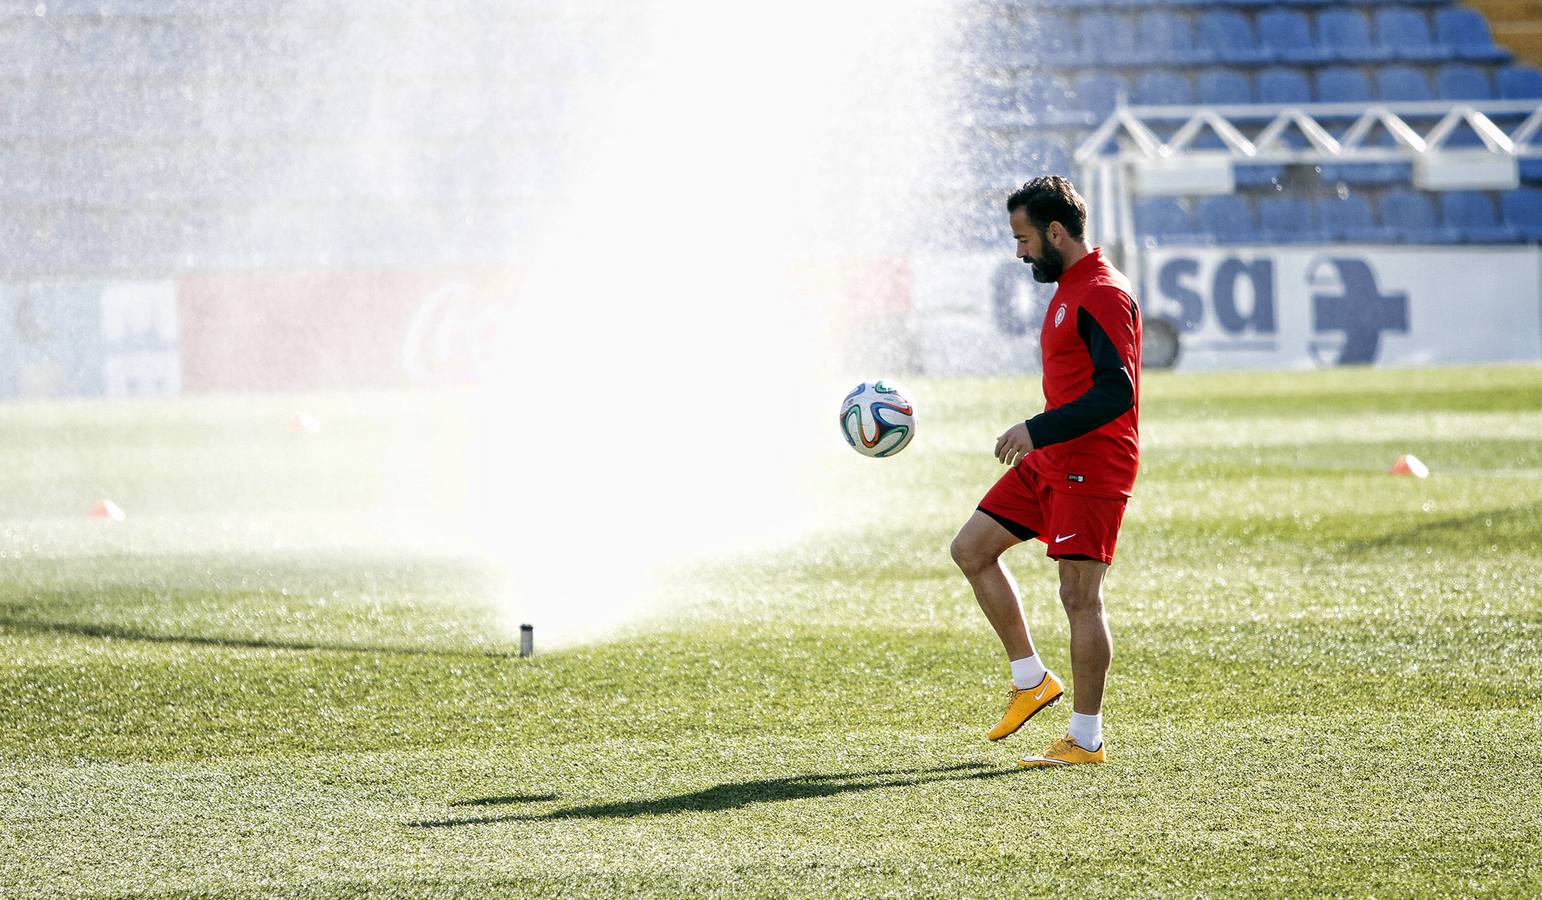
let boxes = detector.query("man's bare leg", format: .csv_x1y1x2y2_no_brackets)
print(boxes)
950,511,1032,660
1058,558,1111,748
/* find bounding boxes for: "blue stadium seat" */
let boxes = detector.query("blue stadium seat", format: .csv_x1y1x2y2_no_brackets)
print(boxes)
1196,195,1261,244
1074,72,1127,119
1317,9,1392,62
1380,189,1443,242
1016,75,1093,128
1500,189,1542,241
1378,189,1443,241
1434,8,1510,63
1374,8,1446,62
1441,191,1518,242
1437,64,1494,100
1079,13,1138,66
1259,10,1329,64
1498,68,1542,181
1498,65,1542,99
1321,159,1413,187
1317,66,1373,104
1134,71,1194,106
1259,197,1324,243
1377,65,1434,101
1235,164,1285,189
1197,68,1252,105
1139,11,1209,66
1013,136,1072,179
1318,195,1399,242
1196,11,1267,65
1030,14,1078,67
1135,197,1205,245
1435,65,1496,148
1257,66,1312,104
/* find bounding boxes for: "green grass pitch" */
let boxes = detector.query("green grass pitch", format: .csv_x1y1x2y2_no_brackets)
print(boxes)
2,365,1539,897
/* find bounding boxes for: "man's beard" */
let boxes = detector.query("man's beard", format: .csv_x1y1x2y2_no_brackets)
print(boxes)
1024,240,1065,283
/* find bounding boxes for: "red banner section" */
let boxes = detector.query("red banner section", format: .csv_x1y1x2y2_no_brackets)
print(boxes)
177,270,520,391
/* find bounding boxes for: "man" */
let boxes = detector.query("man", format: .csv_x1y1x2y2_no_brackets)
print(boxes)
949,176,1142,767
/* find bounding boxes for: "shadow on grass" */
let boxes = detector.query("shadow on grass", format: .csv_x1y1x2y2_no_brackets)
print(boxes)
1344,503,1539,553
450,793,560,807
0,616,520,659
408,762,1022,828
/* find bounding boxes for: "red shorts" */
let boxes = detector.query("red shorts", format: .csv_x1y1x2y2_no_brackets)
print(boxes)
977,463,1127,565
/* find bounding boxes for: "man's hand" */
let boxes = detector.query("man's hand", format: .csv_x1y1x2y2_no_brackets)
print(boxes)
995,422,1035,466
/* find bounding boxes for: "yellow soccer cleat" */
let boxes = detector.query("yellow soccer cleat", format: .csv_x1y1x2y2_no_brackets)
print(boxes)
986,671,1063,741
1017,735,1106,767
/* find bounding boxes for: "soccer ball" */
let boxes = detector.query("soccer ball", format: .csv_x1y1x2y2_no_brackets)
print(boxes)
839,380,916,458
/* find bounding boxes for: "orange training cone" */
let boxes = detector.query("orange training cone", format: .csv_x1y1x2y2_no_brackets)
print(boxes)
1389,454,1429,478
88,498,126,522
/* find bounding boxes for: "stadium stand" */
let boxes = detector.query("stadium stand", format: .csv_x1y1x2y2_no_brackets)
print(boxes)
957,0,1542,247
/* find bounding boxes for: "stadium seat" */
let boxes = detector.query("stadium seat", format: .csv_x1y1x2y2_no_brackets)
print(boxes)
1235,164,1285,189
1434,8,1511,63
1259,197,1324,243
1134,71,1194,106
1134,197,1205,245
1139,11,1209,66
1321,160,1414,187
1316,66,1373,104
1258,10,1329,64
1257,66,1312,104
1016,75,1093,128
1437,64,1494,100
1013,136,1072,179
1074,72,1127,119
1318,195,1398,242
1317,9,1392,62
1196,68,1252,105
1435,65,1496,149
1079,13,1138,66
1500,188,1542,241
1029,14,1078,67
1196,11,1267,65
1196,195,1260,244
1441,191,1518,242
1498,65,1542,100
1376,65,1434,102
1374,8,1445,62
1379,189,1443,242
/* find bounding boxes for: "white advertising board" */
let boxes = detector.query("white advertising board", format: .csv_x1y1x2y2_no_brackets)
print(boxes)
911,246,1542,374
1144,246,1542,370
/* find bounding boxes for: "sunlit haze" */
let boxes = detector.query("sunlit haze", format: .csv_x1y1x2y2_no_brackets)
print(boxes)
471,1,958,645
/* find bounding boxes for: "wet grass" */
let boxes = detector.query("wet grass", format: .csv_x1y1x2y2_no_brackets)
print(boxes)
1,365,1540,897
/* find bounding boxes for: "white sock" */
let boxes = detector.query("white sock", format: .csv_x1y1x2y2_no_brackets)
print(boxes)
1009,654,1047,689
1068,712,1102,750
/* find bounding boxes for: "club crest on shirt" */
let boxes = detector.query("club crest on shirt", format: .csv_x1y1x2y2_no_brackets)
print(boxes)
1054,304,1066,327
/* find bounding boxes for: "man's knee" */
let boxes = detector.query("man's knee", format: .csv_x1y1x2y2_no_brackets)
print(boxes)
950,533,998,576
1058,578,1103,614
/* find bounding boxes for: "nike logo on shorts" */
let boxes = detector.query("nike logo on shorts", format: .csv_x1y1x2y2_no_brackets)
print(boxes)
1054,533,1077,543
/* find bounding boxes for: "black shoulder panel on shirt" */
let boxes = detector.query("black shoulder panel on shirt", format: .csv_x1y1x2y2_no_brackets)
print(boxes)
1024,306,1135,449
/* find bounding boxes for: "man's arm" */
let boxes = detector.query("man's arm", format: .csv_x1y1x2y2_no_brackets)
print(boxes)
1025,301,1136,449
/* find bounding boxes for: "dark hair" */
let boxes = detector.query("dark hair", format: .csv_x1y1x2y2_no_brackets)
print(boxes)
1006,176,1087,240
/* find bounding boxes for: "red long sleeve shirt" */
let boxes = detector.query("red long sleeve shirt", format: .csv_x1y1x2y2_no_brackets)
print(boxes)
1024,248,1142,499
